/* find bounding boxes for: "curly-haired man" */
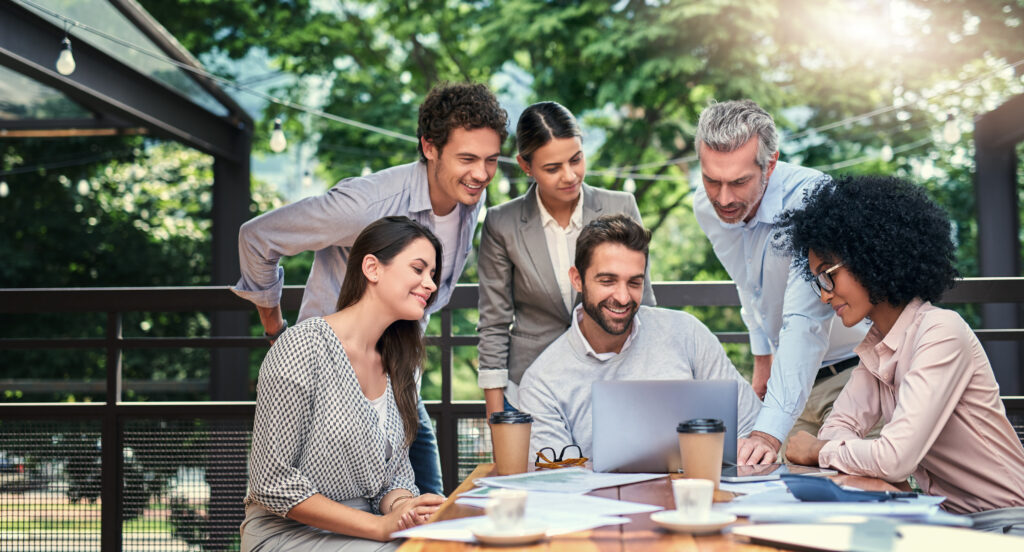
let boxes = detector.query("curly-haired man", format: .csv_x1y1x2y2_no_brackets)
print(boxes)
233,82,509,495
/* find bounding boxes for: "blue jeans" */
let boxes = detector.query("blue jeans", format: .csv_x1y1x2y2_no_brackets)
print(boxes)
503,396,519,413
409,398,443,495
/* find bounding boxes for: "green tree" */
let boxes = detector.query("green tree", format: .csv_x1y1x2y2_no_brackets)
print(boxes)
134,0,1024,387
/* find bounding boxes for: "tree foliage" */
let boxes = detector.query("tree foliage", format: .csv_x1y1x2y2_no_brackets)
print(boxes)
6,0,1023,399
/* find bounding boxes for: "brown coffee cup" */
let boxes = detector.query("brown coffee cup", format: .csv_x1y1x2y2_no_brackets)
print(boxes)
489,411,534,475
677,418,726,488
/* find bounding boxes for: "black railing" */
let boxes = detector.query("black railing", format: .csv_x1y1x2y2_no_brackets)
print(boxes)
1,279,1023,551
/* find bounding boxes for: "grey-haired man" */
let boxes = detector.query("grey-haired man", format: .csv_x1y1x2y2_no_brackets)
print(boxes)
693,100,871,465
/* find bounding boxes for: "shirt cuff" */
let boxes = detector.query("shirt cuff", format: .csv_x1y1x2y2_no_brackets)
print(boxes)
818,439,843,469
477,368,508,389
752,405,798,443
231,267,285,309
748,331,773,356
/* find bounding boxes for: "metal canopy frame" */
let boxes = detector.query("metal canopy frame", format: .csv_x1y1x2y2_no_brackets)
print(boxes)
0,3,255,548
974,93,1024,394
0,0,252,396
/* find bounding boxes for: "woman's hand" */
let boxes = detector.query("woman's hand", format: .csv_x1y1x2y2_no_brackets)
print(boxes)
785,430,828,466
378,494,444,540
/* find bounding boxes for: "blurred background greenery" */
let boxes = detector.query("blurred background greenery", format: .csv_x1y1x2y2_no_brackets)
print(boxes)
3,0,1024,402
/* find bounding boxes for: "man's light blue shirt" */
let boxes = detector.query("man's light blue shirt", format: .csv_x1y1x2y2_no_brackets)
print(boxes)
232,160,483,323
694,161,869,442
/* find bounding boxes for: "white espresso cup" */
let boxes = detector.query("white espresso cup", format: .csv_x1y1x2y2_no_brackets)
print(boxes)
671,478,714,521
485,488,528,532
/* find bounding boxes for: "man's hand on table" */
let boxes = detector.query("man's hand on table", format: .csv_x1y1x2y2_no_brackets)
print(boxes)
784,430,828,466
737,431,781,465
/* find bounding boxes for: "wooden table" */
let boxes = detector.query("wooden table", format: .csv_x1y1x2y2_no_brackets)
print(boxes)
396,463,895,551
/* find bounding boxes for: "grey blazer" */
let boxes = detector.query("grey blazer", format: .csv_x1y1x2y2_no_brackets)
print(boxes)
476,183,657,392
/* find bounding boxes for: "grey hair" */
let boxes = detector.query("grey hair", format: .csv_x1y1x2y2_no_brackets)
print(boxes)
695,100,778,172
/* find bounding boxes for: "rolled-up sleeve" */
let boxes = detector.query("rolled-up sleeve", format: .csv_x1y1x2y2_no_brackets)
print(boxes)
371,448,418,513
818,325,973,482
232,182,378,308
247,331,319,516
754,265,834,441
476,212,514,389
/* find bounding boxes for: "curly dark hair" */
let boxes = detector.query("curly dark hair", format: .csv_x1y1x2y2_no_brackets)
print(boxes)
774,174,958,306
416,82,509,161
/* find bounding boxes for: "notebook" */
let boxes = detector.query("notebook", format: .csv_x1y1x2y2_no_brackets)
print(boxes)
591,379,739,473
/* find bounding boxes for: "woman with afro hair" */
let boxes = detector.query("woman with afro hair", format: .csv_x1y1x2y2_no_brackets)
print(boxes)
777,174,1024,517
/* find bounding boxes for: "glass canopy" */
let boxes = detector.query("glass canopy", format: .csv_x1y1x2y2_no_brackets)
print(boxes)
20,0,229,118
0,64,91,120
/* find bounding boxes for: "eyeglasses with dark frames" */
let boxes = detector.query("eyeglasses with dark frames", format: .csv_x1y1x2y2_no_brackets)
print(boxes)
810,262,844,296
534,445,587,469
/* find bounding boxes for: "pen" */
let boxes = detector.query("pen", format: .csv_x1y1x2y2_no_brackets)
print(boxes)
884,491,917,499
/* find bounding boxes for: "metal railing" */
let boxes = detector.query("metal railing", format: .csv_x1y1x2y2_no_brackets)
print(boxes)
1,278,1023,551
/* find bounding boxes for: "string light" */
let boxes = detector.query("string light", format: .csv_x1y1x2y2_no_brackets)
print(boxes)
301,170,312,188
0,181,9,198
16,0,1024,187
269,118,287,153
880,144,894,162
942,113,962,144
55,37,76,75
623,178,637,193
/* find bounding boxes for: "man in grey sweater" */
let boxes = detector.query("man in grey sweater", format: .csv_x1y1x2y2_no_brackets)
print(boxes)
518,214,761,458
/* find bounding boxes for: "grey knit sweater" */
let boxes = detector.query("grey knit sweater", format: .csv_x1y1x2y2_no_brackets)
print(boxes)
518,306,762,457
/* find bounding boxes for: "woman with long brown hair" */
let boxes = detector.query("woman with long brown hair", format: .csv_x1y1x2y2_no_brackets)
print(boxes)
242,216,445,551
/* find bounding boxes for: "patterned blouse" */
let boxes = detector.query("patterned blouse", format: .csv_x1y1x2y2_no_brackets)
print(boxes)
245,317,418,516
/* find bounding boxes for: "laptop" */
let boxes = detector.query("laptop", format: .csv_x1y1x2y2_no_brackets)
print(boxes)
591,379,739,473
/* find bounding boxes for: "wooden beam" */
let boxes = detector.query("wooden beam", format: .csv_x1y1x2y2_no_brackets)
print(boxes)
0,127,147,138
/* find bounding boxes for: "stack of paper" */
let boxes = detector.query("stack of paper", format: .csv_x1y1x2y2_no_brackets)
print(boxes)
473,467,665,494
392,482,665,543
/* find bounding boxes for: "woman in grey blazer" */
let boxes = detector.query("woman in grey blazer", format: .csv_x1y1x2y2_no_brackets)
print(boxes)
477,102,656,417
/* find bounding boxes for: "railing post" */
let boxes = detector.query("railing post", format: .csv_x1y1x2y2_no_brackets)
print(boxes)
438,309,458,494
102,312,123,552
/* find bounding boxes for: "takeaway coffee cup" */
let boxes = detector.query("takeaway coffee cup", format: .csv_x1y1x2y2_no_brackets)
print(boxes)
489,411,534,475
677,418,726,488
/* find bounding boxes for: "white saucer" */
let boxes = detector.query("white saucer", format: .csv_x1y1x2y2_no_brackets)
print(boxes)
471,521,547,546
650,510,737,534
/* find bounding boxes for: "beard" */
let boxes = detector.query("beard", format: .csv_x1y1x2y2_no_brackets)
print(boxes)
581,282,639,336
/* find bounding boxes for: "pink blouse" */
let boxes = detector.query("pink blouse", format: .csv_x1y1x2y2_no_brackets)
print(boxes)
818,299,1024,514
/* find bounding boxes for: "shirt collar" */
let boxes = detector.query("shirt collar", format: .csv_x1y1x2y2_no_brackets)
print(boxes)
536,186,585,231
854,298,925,384
880,297,926,352
571,303,641,361
409,161,435,214
751,170,785,225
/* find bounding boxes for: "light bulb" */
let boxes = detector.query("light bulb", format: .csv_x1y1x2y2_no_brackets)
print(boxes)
0,181,8,198
269,118,287,153
880,144,894,162
361,165,372,177
623,178,637,194
942,114,961,144
56,38,76,75
301,170,313,188
497,176,510,195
